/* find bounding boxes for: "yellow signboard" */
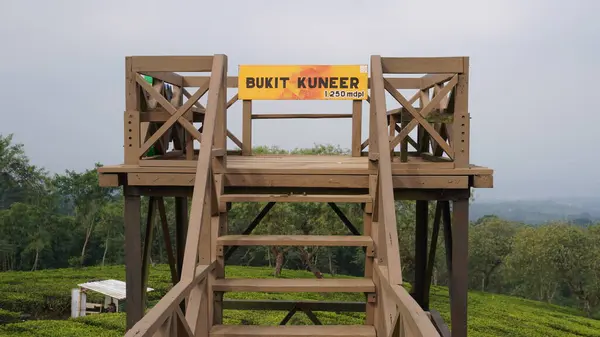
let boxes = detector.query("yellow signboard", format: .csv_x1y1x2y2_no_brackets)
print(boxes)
238,65,368,100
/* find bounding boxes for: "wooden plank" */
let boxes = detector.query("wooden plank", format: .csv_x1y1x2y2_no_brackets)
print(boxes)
420,73,455,90
252,113,352,119
212,278,375,293
453,57,470,168
472,174,493,188
381,57,464,74
140,111,204,123
222,299,365,312
139,71,184,87
392,176,468,189
131,56,214,72
210,325,376,337
352,100,362,157
225,174,370,188
100,162,493,176
220,194,371,203
184,76,238,88
98,173,119,187
217,235,373,247
368,77,421,89
242,100,252,155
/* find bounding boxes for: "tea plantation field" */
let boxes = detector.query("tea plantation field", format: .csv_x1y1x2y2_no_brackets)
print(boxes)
1,265,599,336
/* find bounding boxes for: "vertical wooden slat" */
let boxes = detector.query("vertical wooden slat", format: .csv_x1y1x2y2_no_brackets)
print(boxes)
453,57,469,168
124,187,143,330
352,100,362,157
242,100,252,155
389,113,396,160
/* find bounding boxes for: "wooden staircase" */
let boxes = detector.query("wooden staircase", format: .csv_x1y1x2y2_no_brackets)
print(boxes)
212,192,377,337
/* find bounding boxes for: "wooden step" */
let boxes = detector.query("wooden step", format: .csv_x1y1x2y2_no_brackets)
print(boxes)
210,325,376,337
213,278,375,293
217,235,373,247
220,193,371,203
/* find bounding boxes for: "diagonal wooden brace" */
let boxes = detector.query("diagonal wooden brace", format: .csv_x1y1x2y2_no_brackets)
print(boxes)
137,74,208,157
386,76,457,158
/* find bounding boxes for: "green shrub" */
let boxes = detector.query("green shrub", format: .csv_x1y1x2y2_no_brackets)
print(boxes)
2,265,600,336
0,309,21,324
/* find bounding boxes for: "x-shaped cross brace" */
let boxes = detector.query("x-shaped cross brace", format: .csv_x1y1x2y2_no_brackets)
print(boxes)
136,74,209,157
386,75,458,158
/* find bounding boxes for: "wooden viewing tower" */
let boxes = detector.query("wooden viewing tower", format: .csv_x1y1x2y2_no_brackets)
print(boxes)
98,54,493,337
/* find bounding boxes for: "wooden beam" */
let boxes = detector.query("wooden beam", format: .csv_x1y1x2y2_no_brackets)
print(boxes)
220,194,371,203
210,325,376,337
213,278,375,293
131,56,214,72
217,235,372,247
369,77,421,89
139,71,184,87
252,113,352,119
224,299,368,312
420,73,455,90
381,57,465,74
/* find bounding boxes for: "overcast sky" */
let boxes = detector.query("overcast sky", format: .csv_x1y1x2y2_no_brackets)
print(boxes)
1,0,598,201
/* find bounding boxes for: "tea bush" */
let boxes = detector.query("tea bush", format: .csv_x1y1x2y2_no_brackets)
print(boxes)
1,265,600,336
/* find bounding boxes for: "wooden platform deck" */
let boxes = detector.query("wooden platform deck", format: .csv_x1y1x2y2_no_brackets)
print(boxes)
98,154,493,191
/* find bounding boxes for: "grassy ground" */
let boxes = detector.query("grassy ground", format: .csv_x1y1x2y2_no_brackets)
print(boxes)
0,265,599,336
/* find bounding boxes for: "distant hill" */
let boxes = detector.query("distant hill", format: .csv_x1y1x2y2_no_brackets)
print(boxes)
471,197,600,225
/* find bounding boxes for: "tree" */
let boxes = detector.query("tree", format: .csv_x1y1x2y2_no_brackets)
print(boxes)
53,164,119,266
468,216,520,291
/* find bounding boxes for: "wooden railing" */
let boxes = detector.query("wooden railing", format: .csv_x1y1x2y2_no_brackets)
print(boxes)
126,56,468,167
369,55,441,337
124,54,228,337
380,56,470,168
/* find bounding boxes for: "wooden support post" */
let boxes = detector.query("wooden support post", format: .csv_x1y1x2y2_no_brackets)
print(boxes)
451,198,469,337
453,57,470,168
413,200,428,309
214,63,228,170
175,197,188,281
157,197,178,285
424,201,443,310
352,100,362,157
141,196,156,308
124,57,141,165
242,100,252,155
124,187,142,330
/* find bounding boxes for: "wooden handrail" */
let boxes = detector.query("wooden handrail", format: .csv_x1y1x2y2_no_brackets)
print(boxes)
124,263,215,337
375,265,441,337
370,55,441,337
124,54,227,337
